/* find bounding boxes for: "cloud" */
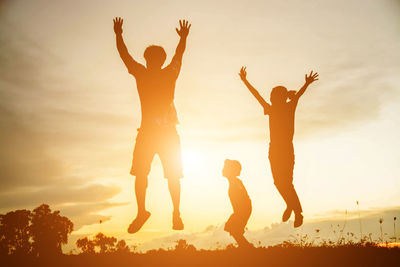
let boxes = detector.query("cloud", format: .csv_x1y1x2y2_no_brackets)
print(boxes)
56,202,129,230
0,109,127,229
0,105,65,191
0,18,128,229
295,62,398,138
0,183,122,209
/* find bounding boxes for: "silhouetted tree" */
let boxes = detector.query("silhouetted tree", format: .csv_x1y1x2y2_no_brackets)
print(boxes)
30,204,73,256
115,240,130,253
76,233,130,254
94,232,117,253
0,209,32,255
76,236,95,254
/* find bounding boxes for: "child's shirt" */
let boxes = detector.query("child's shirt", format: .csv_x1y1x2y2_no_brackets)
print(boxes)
264,100,298,146
228,177,252,214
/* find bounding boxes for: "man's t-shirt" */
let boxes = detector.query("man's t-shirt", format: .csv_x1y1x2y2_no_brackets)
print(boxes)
128,57,181,129
228,177,252,214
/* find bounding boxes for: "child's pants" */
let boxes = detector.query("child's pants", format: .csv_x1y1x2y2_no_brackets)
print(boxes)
269,143,302,214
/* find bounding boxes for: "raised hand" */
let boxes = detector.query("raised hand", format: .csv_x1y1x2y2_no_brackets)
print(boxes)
176,19,191,38
239,67,247,81
305,70,319,85
113,17,123,35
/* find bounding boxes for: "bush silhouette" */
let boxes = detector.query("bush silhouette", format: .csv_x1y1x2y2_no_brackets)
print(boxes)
76,232,129,254
76,237,95,254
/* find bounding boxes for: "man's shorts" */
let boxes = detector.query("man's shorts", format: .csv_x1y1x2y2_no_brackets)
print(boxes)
130,127,183,179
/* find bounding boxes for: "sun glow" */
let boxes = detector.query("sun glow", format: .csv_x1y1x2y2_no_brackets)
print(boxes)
182,149,206,172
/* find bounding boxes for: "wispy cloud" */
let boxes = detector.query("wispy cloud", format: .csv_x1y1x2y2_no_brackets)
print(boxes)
0,23,128,230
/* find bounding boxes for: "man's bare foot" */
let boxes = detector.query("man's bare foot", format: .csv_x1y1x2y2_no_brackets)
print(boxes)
172,213,184,230
282,208,292,222
128,211,151,234
294,213,303,228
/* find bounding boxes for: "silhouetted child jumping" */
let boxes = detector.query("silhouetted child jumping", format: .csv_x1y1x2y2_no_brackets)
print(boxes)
222,159,253,248
239,67,319,228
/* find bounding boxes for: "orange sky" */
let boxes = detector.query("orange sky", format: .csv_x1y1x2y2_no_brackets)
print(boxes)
0,0,399,251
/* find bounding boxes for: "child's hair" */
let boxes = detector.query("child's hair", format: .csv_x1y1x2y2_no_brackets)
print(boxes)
224,159,242,177
270,86,288,103
144,45,167,66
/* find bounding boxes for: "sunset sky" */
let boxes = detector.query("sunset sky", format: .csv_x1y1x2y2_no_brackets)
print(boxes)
0,0,399,251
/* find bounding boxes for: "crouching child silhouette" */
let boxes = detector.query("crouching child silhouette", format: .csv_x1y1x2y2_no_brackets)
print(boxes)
239,67,319,228
222,159,253,248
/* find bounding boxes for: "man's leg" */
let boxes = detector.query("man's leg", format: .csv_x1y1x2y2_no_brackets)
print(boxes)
135,175,149,214
128,130,154,234
168,178,184,230
160,128,184,230
167,178,181,215
128,175,151,234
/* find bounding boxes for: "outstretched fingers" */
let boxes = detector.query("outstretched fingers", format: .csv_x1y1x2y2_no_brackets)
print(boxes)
176,19,191,37
239,66,247,79
306,70,319,82
113,17,122,25
179,19,191,29
113,17,124,34
311,70,319,80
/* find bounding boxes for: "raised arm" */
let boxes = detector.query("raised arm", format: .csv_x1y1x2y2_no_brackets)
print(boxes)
166,20,191,77
239,67,271,114
290,70,319,102
172,20,191,62
113,17,144,76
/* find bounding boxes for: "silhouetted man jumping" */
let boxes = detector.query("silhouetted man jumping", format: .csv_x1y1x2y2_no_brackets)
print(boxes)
113,17,191,233
239,67,318,228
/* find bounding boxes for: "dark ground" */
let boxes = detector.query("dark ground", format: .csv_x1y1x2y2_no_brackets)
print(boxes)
2,246,400,267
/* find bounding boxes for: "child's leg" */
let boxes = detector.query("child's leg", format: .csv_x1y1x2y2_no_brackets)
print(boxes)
274,183,292,210
275,182,302,214
226,212,253,248
270,152,302,213
231,232,252,248
289,185,302,214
